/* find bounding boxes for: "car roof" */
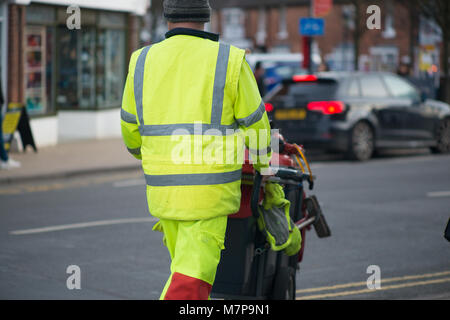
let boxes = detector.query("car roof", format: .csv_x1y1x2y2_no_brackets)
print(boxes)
246,53,322,67
246,53,303,62
315,71,395,80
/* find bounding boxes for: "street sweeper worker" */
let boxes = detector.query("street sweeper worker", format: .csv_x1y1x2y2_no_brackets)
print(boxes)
120,0,272,300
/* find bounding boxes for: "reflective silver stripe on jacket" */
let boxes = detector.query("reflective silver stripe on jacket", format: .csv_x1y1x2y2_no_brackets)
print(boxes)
134,43,234,137
139,123,239,136
134,46,151,127
210,43,230,125
134,44,242,186
145,169,242,187
236,101,265,127
121,109,138,124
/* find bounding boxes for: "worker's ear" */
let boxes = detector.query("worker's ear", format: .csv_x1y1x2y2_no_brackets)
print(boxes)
245,48,252,55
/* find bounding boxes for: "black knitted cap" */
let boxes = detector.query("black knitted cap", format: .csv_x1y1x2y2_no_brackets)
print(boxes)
163,0,211,23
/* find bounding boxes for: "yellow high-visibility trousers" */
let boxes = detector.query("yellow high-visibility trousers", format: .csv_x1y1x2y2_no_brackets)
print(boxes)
153,216,228,300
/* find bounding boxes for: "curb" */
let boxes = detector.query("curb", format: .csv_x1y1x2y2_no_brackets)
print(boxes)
0,164,141,185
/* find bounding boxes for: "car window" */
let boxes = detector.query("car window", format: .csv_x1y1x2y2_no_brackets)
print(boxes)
360,75,389,98
268,80,338,108
287,81,338,102
347,79,360,97
383,74,419,100
272,65,304,78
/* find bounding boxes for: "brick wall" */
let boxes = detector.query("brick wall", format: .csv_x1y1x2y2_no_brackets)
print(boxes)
127,14,140,60
358,1,412,58
218,2,415,69
7,4,25,104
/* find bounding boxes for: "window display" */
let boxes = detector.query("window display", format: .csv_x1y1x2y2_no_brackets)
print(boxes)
56,27,78,108
96,29,125,108
24,26,47,115
78,29,96,108
26,5,127,113
57,28,98,109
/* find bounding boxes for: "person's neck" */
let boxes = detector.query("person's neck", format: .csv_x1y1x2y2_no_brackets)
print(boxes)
168,22,205,31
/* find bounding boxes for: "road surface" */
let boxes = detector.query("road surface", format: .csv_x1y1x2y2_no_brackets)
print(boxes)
0,151,449,299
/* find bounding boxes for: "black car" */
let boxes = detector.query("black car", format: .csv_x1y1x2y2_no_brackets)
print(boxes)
265,72,450,161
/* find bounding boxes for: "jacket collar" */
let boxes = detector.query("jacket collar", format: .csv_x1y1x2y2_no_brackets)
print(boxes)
165,28,219,42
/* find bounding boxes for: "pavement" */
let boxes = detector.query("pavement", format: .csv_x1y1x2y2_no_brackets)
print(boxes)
0,138,141,184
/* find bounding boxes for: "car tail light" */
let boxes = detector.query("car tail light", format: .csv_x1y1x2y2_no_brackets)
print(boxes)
292,74,318,82
264,103,274,112
307,101,345,115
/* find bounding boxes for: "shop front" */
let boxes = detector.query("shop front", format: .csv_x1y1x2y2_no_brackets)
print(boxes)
7,0,148,147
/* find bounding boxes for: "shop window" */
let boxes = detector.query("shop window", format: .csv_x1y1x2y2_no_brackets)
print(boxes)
78,29,96,108
56,26,125,110
26,5,127,113
56,27,80,109
24,26,55,115
24,6,56,116
57,27,98,109
96,30,125,108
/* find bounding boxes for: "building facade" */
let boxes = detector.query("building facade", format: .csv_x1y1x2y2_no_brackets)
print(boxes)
208,0,421,73
3,0,149,148
144,0,427,75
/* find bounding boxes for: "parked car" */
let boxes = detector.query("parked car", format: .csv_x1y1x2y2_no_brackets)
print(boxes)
246,53,321,91
265,72,450,161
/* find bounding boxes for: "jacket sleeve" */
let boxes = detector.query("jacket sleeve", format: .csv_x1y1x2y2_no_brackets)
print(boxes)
234,59,272,172
121,52,142,160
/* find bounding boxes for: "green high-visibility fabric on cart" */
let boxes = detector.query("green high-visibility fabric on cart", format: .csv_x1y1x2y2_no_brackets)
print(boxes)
258,182,302,256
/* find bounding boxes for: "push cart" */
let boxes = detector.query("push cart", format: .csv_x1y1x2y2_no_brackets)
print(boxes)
211,135,331,300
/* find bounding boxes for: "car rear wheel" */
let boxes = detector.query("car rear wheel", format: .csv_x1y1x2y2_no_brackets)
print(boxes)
347,122,374,161
431,118,450,154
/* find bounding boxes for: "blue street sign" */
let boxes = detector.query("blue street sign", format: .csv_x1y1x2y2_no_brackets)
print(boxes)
299,18,325,36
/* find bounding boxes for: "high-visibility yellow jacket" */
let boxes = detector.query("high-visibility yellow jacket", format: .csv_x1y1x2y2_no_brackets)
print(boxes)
121,28,271,220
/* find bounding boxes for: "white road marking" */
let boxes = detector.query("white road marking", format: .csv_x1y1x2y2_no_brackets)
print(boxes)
10,217,158,235
427,190,450,198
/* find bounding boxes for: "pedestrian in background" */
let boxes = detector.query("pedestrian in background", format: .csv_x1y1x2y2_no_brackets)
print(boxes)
254,61,266,97
397,62,411,78
318,60,330,72
0,70,21,170
120,0,272,300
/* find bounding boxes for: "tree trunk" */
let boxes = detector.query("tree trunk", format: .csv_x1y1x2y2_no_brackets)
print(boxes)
408,1,417,72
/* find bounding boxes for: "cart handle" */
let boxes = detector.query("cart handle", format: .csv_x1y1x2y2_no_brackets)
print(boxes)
250,167,312,219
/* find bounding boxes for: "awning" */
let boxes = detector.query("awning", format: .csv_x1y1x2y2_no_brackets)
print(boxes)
9,0,150,16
